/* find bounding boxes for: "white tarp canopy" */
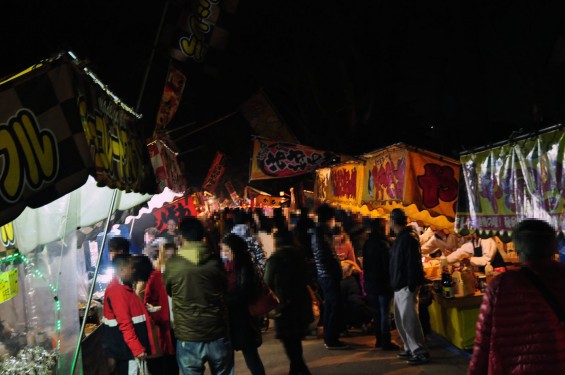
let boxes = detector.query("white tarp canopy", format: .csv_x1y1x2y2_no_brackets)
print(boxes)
13,176,152,254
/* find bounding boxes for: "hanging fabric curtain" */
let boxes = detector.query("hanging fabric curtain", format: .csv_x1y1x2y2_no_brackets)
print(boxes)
456,126,565,237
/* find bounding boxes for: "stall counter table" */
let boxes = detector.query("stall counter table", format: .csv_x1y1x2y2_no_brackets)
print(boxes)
428,291,483,350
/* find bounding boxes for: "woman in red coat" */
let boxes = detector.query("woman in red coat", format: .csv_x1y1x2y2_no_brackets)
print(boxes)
468,219,565,375
132,255,177,374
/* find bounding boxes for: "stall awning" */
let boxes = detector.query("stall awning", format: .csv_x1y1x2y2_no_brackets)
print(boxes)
456,126,565,237
12,176,151,253
0,52,154,228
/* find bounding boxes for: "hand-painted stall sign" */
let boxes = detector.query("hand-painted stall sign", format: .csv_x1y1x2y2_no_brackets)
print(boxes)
0,109,58,204
0,54,150,227
366,147,406,202
360,144,460,222
250,138,341,180
417,164,458,209
1,222,15,247
153,195,197,231
0,268,18,304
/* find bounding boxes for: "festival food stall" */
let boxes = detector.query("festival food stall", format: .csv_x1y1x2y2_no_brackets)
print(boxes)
314,143,488,349
0,51,154,374
315,143,460,229
436,125,565,350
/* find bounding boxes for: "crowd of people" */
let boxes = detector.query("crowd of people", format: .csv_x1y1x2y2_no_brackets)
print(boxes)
99,205,565,374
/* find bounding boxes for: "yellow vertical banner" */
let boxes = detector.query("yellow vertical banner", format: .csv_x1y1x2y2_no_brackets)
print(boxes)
315,168,331,201
327,163,364,206
0,268,19,304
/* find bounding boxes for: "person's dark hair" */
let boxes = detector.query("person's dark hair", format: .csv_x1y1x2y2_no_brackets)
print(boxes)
164,242,177,251
390,208,408,226
112,253,132,269
179,217,205,241
144,227,160,237
369,218,387,237
316,204,335,223
132,255,154,282
221,233,253,266
221,233,260,300
233,209,251,225
512,219,557,261
109,236,130,253
255,209,273,234
274,229,295,248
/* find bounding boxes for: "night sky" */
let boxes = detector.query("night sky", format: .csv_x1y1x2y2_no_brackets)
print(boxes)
4,0,565,192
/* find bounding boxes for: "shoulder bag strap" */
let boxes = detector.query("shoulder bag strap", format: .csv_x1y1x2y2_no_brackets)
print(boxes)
522,266,565,324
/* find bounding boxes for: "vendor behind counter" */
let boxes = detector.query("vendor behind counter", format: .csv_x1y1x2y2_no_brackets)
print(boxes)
446,234,506,271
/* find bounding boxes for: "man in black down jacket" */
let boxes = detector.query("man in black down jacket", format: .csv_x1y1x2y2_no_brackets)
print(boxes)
389,208,429,365
362,218,400,350
309,204,350,350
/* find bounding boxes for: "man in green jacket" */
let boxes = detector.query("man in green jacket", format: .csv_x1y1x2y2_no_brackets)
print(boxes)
164,217,233,375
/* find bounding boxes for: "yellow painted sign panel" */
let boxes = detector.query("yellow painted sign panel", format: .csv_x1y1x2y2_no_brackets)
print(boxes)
0,268,18,304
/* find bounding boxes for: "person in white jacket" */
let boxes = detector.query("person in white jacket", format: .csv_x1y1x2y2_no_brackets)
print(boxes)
446,234,502,269
420,230,461,256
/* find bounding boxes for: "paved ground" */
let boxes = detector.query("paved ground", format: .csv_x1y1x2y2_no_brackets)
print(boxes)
226,325,471,375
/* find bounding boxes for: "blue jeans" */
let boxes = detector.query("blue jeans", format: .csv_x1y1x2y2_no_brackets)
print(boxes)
367,293,393,345
318,277,345,345
177,337,234,375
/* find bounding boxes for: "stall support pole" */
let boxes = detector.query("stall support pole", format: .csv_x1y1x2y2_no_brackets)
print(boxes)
70,189,118,374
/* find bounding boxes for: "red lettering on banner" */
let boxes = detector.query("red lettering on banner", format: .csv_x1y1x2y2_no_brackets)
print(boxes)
331,169,357,199
153,195,195,231
371,156,405,201
417,164,458,208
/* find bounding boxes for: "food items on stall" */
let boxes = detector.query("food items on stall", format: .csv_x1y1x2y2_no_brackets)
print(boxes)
459,265,477,296
0,345,58,374
78,302,100,326
423,259,440,279
451,268,463,297
485,262,494,283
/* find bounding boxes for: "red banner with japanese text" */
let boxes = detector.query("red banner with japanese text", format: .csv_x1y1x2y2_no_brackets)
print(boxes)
456,128,565,235
250,138,342,180
148,136,187,194
225,181,240,204
155,63,186,131
202,151,225,193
